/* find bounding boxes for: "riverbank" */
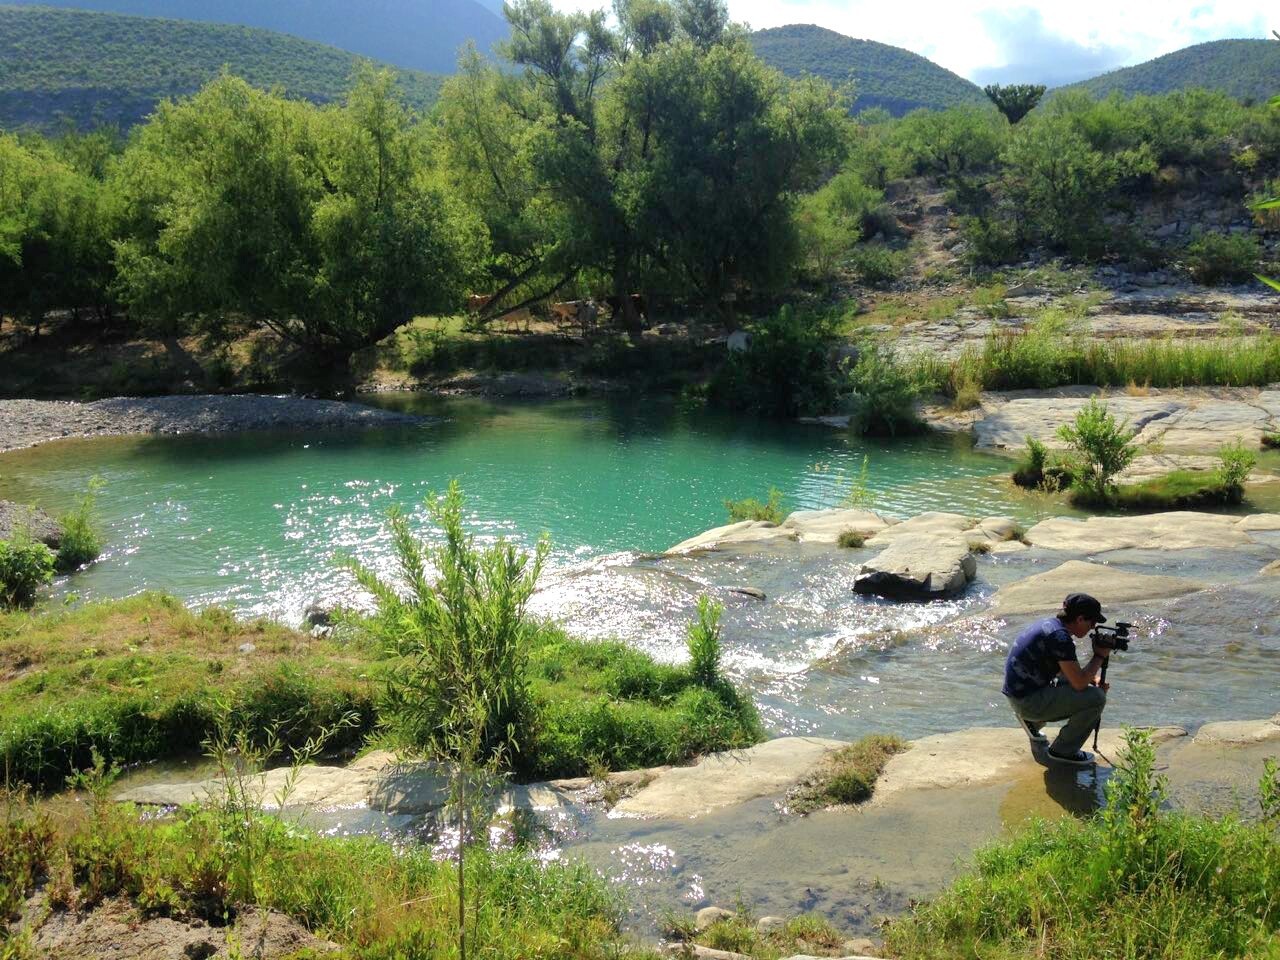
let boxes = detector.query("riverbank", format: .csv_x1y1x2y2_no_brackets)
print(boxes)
0,395,426,454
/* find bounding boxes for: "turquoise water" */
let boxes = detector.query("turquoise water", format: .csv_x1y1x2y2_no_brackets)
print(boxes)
0,396,1049,622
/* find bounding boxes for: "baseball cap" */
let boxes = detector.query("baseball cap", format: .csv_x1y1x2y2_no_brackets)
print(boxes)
1062,593,1106,624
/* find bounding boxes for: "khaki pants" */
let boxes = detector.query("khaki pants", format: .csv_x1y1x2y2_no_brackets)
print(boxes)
1006,683,1106,755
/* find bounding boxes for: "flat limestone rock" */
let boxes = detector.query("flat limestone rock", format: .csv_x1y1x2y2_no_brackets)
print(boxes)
116,763,381,810
668,520,797,553
986,560,1204,618
1192,714,1280,745
873,726,1186,803
613,736,848,819
863,512,975,547
854,534,976,600
781,508,892,544
1023,512,1280,552
974,396,1182,451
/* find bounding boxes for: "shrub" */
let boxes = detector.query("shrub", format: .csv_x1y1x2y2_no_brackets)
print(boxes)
960,214,1022,268
1216,439,1257,497
1184,232,1261,286
1011,436,1048,489
1055,398,1137,503
842,455,875,508
0,535,55,609
846,342,921,436
983,83,1045,125
345,480,547,767
794,171,882,278
55,478,104,572
848,243,908,286
725,487,785,524
685,595,723,688
708,307,840,418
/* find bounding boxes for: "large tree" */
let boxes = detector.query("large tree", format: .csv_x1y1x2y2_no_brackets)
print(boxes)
112,70,486,372
437,0,846,331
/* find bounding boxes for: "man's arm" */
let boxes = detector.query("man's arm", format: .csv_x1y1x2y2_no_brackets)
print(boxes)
1058,646,1110,691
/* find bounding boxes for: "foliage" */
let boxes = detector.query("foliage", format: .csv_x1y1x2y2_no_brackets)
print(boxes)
842,455,875,507
847,243,908,286
0,535,55,610
959,214,1021,267
1183,232,1261,286
787,734,907,812
0,594,375,788
836,529,865,548
708,307,841,418
1055,398,1137,503
113,70,487,372
685,595,723,687
846,342,921,436
1215,439,1257,495
55,477,104,572
0,6,444,132
794,171,882,277
725,487,785,524
0,786,636,960
1064,38,1280,104
688,910,847,959
1105,469,1245,511
750,24,988,117
345,481,546,768
983,83,1045,124
884,104,1007,179
1011,436,1048,489
886,728,1280,959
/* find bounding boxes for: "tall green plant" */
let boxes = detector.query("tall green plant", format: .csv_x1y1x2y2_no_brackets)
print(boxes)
348,481,549,960
686,595,723,688
56,477,103,572
0,533,54,609
1056,398,1137,503
847,342,920,436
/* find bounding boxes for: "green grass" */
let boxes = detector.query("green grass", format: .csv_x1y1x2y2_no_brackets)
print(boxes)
884,731,1280,960
0,791,650,960
0,594,763,790
786,734,907,813
1080,469,1244,510
685,911,849,959
725,488,786,524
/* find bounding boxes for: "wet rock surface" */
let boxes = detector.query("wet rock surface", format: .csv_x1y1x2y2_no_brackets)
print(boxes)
985,560,1206,618
0,395,424,453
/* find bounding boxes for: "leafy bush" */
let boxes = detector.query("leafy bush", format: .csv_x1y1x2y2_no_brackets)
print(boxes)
1216,439,1257,496
725,488,785,524
960,214,1022,267
1184,232,1261,286
0,536,55,609
1011,436,1048,489
848,243,908,286
56,478,103,572
685,596,723,688
1056,398,1137,503
846,342,921,436
795,171,883,278
345,481,547,766
708,307,840,418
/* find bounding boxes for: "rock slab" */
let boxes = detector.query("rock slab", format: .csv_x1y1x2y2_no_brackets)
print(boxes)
986,560,1206,618
854,534,977,600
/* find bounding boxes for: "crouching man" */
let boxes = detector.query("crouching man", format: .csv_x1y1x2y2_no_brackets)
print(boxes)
1003,593,1111,766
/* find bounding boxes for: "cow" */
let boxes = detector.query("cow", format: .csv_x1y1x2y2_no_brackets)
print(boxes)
467,293,494,314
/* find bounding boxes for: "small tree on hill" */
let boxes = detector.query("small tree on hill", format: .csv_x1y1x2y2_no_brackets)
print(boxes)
984,83,1047,124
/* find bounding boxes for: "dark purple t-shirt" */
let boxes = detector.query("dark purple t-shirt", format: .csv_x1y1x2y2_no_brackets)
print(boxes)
1002,617,1079,699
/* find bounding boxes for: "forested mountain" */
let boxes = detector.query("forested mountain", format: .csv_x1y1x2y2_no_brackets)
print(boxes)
3,0,508,75
1065,39,1280,102
0,6,444,131
750,24,987,116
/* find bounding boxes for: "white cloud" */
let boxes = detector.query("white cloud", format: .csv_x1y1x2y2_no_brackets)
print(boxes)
545,0,1273,84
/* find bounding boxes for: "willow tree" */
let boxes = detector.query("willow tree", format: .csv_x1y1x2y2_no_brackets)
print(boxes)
436,0,846,331
112,70,486,373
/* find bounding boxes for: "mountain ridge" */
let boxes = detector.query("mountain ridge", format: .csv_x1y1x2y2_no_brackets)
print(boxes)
1060,38,1280,101
0,5,445,131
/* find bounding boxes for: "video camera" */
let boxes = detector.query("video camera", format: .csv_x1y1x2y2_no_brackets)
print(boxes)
1090,621,1134,652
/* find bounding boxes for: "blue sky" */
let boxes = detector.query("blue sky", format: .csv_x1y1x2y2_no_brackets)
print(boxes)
548,0,1273,85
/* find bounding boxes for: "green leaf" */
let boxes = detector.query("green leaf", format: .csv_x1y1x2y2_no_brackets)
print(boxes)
1252,196,1280,211
1257,274,1280,293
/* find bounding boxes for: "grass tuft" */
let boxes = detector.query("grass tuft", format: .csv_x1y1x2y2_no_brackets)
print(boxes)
787,734,907,813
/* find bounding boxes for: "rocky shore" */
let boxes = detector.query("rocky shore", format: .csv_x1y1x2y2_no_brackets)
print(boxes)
0,395,425,453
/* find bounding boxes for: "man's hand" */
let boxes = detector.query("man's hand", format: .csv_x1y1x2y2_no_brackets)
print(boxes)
1092,642,1112,659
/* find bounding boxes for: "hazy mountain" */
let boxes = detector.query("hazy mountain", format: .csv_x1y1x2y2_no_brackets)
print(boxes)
1064,39,1280,102
3,0,508,75
751,24,988,116
0,5,444,131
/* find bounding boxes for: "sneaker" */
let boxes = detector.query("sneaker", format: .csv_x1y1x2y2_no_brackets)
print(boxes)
1017,717,1049,744
1046,748,1095,766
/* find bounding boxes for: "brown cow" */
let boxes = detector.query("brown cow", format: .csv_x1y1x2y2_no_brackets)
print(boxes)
467,293,494,314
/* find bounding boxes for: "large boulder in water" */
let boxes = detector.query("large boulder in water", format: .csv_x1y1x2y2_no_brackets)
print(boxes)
780,508,891,544
853,534,976,600
0,500,62,550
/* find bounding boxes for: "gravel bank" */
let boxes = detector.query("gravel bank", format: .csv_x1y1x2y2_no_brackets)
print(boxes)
0,395,424,454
